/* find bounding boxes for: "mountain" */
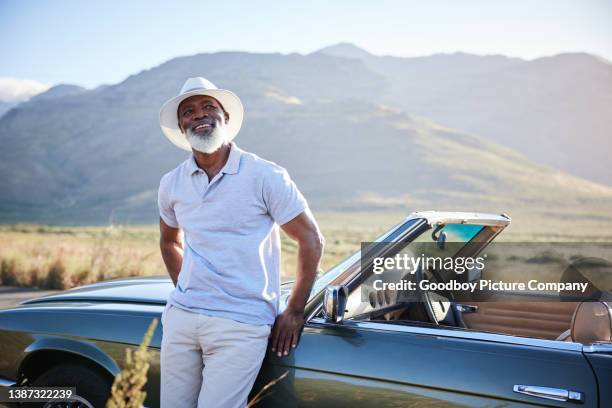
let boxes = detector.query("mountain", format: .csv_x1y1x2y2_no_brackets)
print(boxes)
0,49,611,224
0,85,86,119
319,44,612,186
315,43,373,59
0,101,17,118
28,84,86,102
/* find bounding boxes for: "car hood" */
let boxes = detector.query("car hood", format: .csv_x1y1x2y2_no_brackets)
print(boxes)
22,276,295,306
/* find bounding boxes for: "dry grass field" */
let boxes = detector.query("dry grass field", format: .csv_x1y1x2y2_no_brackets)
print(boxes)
0,212,396,290
1,210,611,291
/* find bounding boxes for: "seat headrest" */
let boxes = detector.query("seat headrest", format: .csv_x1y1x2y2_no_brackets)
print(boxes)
571,302,612,344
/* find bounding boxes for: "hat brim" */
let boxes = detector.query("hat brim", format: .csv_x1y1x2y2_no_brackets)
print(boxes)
159,89,244,151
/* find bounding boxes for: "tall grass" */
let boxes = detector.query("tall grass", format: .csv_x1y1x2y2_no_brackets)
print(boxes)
0,215,385,290
0,224,162,289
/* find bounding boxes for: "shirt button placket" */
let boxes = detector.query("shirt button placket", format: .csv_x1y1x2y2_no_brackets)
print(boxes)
197,171,209,200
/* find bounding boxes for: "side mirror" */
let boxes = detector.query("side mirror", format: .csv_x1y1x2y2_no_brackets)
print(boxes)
437,231,447,250
323,285,349,323
431,224,446,250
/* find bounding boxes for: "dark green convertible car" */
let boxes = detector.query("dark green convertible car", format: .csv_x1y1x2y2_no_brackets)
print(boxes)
1,212,611,407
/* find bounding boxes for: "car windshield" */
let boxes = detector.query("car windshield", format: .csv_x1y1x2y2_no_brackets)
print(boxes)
342,222,488,320
309,219,490,300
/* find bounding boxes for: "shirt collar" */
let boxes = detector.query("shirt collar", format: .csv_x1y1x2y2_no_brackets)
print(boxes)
187,142,242,176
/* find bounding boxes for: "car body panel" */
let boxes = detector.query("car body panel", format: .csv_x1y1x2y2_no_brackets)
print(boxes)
583,345,612,407
21,277,173,306
0,303,164,407
255,319,597,407
23,336,122,377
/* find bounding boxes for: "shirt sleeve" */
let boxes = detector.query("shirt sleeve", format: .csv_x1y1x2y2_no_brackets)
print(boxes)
158,175,179,228
263,165,308,226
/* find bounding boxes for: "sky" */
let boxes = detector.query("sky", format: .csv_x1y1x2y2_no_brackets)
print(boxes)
0,0,610,99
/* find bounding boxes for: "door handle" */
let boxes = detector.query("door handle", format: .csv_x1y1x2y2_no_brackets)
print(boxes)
455,304,478,313
513,385,584,403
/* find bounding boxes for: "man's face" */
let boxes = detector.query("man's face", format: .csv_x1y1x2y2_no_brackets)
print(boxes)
178,95,229,137
178,95,231,153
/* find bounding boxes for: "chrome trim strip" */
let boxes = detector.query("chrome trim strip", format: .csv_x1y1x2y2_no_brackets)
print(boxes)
309,317,583,352
343,219,429,289
583,343,612,354
0,376,15,387
407,211,511,227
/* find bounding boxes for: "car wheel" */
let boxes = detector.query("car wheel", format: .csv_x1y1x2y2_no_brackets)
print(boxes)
23,362,112,408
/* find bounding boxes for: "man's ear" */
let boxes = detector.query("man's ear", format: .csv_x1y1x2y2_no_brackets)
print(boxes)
225,111,230,124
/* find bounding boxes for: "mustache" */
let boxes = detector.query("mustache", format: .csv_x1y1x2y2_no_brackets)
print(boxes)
190,118,217,132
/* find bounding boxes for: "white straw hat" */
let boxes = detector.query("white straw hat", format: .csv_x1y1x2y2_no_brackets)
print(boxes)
159,77,244,151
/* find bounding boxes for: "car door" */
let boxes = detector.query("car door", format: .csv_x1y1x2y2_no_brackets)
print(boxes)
255,318,598,407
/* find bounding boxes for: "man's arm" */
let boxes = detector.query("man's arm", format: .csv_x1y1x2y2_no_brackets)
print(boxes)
271,210,324,357
159,217,183,287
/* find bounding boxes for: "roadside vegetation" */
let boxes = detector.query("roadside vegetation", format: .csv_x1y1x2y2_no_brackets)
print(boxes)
0,212,395,290
1,211,610,290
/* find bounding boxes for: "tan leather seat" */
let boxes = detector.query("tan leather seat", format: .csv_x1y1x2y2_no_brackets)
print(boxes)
556,301,612,343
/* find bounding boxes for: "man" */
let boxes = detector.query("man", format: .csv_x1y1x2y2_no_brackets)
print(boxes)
157,77,324,408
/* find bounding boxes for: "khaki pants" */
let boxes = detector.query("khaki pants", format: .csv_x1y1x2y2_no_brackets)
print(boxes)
160,304,271,408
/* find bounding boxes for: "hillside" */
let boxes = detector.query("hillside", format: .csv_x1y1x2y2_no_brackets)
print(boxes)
0,48,611,224
319,43,612,185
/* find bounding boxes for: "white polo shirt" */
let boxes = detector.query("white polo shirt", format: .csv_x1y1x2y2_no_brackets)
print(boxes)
158,142,308,325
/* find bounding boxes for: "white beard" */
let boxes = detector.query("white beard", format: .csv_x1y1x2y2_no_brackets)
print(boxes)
186,123,228,154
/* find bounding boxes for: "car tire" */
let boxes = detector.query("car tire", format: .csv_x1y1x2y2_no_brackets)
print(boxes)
23,362,112,408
